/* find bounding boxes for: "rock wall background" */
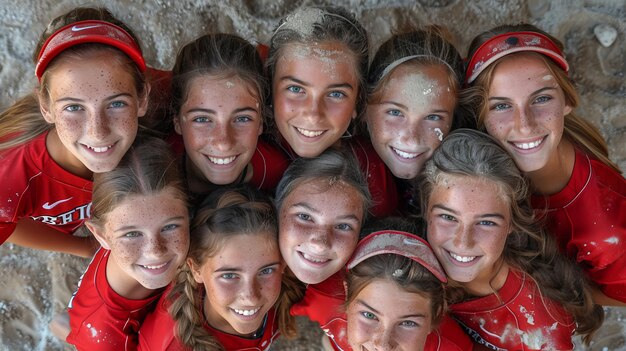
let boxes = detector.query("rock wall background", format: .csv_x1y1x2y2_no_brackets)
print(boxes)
0,0,624,350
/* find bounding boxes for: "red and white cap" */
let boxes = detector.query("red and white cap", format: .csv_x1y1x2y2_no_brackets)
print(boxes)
35,20,146,80
465,31,569,84
347,230,447,283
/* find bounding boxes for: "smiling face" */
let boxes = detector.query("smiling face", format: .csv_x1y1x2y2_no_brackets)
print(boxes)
366,64,456,179
89,187,189,294
278,178,364,284
347,279,432,351
190,233,283,336
426,175,511,294
40,50,147,174
174,75,262,185
483,53,572,173
272,42,359,158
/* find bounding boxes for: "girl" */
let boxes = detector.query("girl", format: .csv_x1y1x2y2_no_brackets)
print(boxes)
169,33,289,205
67,137,190,351
138,186,289,350
266,5,368,159
420,129,603,350
463,24,626,305
0,7,149,256
345,219,473,351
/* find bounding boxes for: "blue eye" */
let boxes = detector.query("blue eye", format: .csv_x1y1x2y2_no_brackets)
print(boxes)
162,223,179,232
328,91,346,99
287,86,303,94
260,267,276,275
64,105,82,112
123,231,142,238
297,213,312,221
491,103,510,111
534,95,552,104
478,220,497,226
193,116,210,123
425,114,441,121
386,109,403,117
110,101,127,108
400,320,418,327
221,273,237,279
335,223,353,231
235,115,253,123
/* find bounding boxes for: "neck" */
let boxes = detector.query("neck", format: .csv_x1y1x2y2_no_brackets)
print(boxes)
46,129,93,179
461,261,510,297
526,138,575,195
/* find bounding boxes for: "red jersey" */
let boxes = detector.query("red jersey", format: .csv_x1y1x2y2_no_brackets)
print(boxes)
67,249,162,351
139,285,280,351
0,131,92,244
291,272,473,351
531,149,626,302
450,269,575,351
347,137,399,218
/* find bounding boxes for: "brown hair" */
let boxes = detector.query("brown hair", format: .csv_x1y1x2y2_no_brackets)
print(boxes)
419,129,603,344
89,135,186,228
366,26,471,132
462,23,620,173
346,217,446,328
167,186,298,349
171,33,269,131
0,7,147,150
266,6,369,135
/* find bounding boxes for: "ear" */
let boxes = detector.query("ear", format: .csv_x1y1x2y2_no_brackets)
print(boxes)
343,280,348,297
257,119,264,136
563,103,573,117
85,221,111,250
173,115,182,135
187,257,204,284
137,82,151,118
38,93,55,124
351,109,357,120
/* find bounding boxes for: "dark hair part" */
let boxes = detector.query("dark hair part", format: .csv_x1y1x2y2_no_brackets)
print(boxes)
461,23,620,173
167,186,298,348
90,135,186,227
274,147,371,220
366,26,470,131
171,33,269,130
346,217,446,328
419,129,603,344
267,6,369,132
0,7,147,150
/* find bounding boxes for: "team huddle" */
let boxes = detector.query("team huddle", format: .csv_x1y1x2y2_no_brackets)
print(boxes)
1,4,625,351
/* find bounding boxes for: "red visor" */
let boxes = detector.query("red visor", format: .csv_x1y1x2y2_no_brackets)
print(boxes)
465,31,568,84
35,20,146,80
347,230,447,283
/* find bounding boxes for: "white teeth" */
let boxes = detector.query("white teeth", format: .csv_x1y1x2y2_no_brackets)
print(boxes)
392,147,418,159
449,252,476,263
296,127,324,137
302,252,328,263
234,307,260,316
87,145,112,153
514,139,542,150
208,156,236,165
141,262,167,270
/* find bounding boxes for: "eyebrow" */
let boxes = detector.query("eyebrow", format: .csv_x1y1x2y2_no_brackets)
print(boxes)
280,75,354,90
488,86,557,101
55,93,133,104
113,215,186,233
291,202,361,222
431,204,505,220
379,101,408,110
214,261,281,273
356,300,426,319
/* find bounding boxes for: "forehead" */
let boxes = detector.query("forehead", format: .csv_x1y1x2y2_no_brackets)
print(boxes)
491,52,555,85
276,42,358,77
430,174,510,208
103,188,187,228
205,233,279,266
185,74,260,100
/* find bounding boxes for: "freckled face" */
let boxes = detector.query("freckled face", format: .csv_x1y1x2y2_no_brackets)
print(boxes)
41,51,148,173
273,42,359,158
279,179,364,284
347,279,432,351
483,53,572,173
99,187,190,290
366,64,456,179
174,75,263,185
190,234,283,336
426,175,511,292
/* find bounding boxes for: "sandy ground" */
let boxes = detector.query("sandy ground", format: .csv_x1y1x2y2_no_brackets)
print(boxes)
0,0,624,350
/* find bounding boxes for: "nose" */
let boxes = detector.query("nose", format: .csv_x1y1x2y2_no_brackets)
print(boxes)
452,224,474,249
87,109,110,140
239,277,261,304
145,235,168,258
371,326,397,350
211,123,236,153
399,119,422,146
514,105,537,132
308,227,332,253
303,94,325,122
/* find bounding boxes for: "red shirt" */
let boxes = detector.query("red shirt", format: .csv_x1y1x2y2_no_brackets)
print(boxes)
531,149,626,301
0,131,92,244
139,285,280,351
291,272,473,351
67,249,162,351
450,269,574,351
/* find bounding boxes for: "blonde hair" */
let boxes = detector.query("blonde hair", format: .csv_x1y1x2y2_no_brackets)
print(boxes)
462,23,620,173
